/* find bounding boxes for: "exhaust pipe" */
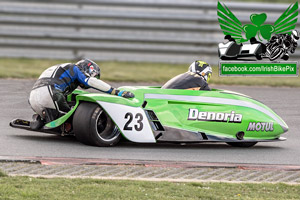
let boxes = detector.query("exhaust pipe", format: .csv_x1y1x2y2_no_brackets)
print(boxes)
236,131,245,140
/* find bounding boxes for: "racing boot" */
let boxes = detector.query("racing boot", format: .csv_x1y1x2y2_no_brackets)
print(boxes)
30,114,45,130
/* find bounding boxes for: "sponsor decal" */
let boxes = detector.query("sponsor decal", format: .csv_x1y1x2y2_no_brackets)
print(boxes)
247,122,274,132
188,109,242,123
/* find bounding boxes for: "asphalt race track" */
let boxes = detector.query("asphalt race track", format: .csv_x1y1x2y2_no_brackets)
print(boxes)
1,79,300,165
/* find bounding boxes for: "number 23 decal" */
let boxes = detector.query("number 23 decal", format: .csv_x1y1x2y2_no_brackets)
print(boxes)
123,112,144,131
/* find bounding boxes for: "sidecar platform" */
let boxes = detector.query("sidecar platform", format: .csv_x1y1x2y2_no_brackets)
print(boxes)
9,119,31,130
9,118,62,135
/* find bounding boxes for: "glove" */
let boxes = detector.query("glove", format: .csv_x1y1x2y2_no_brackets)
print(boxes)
117,90,135,98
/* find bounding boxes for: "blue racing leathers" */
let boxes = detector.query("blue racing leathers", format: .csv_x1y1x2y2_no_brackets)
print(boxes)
29,63,119,122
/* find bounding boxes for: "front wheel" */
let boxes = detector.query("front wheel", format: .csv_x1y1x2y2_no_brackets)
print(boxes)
73,102,121,147
269,48,283,61
226,142,257,148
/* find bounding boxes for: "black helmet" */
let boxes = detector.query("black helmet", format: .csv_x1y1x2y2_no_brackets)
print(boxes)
76,59,100,78
224,35,235,42
188,60,212,82
224,35,232,40
250,37,257,44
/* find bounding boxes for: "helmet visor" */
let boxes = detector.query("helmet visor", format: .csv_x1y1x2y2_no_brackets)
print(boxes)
294,35,300,40
206,73,212,83
89,65,99,78
200,66,212,83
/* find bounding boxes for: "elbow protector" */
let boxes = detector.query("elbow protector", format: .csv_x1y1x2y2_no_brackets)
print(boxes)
87,77,111,92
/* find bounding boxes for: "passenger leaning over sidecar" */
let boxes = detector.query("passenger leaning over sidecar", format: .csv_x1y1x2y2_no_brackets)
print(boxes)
29,59,134,130
162,60,212,91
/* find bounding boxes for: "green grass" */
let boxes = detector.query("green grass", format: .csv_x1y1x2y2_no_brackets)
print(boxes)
1,57,299,87
0,176,299,200
0,170,6,177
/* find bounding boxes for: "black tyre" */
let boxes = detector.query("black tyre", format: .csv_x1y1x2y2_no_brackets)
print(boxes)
226,142,257,148
255,54,262,60
269,48,283,61
73,102,121,147
281,54,289,60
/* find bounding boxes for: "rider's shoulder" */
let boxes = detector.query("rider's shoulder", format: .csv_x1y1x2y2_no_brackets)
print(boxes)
186,72,202,78
57,63,73,68
48,63,73,70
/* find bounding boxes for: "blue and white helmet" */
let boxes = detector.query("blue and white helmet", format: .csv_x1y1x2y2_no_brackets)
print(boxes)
188,60,212,82
76,59,100,78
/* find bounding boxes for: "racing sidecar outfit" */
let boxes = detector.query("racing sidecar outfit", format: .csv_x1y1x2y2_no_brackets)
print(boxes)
29,63,126,123
161,72,211,91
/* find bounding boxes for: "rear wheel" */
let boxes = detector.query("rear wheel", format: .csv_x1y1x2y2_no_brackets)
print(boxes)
226,142,257,148
255,54,262,60
73,102,121,147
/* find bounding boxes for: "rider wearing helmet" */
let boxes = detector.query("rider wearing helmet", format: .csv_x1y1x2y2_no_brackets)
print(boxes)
291,30,300,42
290,30,299,54
162,60,212,91
29,59,134,130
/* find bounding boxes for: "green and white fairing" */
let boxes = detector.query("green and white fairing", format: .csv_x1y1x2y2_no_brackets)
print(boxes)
45,86,288,144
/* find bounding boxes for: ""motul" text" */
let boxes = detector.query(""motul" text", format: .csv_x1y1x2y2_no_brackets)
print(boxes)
247,122,274,132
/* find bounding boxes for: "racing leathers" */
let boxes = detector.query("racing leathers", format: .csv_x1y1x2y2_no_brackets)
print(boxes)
29,63,133,124
161,72,211,91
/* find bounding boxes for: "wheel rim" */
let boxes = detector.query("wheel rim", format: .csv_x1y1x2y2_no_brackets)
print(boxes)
269,48,282,60
95,110,120,142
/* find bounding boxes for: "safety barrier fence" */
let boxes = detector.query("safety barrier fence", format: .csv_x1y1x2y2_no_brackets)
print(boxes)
0,0,299,64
